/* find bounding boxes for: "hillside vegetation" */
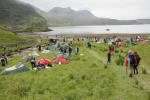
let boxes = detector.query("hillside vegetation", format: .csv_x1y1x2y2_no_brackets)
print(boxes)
0,28,35,55
0,42,149,100
0,0,48,31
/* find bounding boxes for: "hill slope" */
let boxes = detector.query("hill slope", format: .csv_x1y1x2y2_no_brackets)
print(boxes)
0,28,23,45
0,0,48,31
0,27,35,55
0,42,149,99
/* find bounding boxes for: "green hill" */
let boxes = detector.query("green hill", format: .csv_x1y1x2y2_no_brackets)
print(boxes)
0,28,34,55
0,42,149,99
0,0,48,31
0,28,22,44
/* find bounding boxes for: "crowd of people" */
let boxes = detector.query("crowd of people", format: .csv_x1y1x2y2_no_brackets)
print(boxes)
106,43,141,77
126,51,141,77
30,42,80,70
0,37,143,77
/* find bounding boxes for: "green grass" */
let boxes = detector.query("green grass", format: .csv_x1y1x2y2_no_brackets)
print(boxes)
0,28,35,55
0,42,149,100
0,28,23,44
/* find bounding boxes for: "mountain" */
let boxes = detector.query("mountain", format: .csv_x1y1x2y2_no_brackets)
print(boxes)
0,0,48,32
40,7,150,26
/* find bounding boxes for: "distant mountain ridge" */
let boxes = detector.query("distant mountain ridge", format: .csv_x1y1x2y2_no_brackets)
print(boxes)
38,7,150,26
0,0,48,31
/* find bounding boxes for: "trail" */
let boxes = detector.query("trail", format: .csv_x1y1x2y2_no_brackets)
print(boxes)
87,49,106,64
88,48,150,95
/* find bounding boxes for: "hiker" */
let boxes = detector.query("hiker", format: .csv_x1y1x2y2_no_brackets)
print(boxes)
125,55,129,74
108,45,111,51
30,57,36,69
76,47,80,55
133,52,141,74
111,45,115,53
128,51,135,77
107,51,112,64
68,46,73,55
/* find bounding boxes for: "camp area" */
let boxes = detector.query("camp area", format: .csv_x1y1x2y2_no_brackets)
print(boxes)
0,36,150,100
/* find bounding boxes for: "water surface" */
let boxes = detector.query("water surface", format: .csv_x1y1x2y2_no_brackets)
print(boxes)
40,25,150,35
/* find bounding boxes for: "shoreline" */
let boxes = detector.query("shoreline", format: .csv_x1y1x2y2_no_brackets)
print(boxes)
42,33,150,39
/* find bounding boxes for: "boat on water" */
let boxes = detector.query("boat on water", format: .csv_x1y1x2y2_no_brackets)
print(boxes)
106,29,110,31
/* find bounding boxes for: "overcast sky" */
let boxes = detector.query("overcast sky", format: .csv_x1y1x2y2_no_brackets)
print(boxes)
20,0,150,20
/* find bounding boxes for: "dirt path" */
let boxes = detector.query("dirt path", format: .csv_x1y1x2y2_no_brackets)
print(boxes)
87,49,106,64
88,48,150,95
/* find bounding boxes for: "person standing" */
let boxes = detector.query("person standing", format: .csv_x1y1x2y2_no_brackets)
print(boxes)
87,41,92,49
0,56,6,66
76,47,80,55
68,46,73,56
38,45,42,51
3,54,8,64
133,52,141,74
31,57,36,69
107,51,112,64
128,52,135,77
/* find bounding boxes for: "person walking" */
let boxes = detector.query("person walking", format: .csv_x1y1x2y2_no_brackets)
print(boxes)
133,52,141,74
128,51,135,77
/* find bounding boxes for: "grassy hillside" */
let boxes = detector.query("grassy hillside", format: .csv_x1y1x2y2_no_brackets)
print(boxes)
0,28,23,44
0,42,149,100
0,28,35,55
0,0,48,31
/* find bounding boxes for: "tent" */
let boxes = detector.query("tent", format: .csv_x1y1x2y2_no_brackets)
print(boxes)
38,58,53,65
141,40,149,45
117,41,125,46
53,57,68,64
1,63,30,75
124,40,131,45
57,53,69,59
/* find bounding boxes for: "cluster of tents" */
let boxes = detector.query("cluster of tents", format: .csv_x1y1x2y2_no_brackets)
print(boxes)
1,54,69,75
106,38,150,46
1,42,73,75
38,57,68,65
